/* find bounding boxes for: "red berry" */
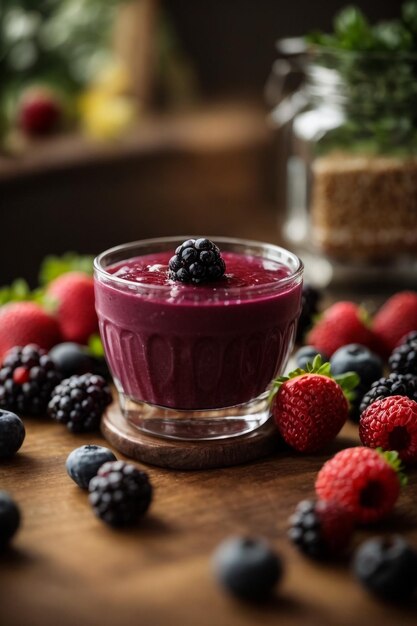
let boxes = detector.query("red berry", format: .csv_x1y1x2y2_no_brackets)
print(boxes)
316,500,355,555
12,367,30,385
315,447,402,524
273,373,349,453
359,396,417,465
0,303,61,361
46,272,98,344
307,302,377,358
289,499,354,558
18,88,62,137
372,291,417,358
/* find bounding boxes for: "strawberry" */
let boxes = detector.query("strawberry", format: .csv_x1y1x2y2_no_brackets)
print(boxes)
271,356,357,453
306,301,377,358
288,499,355,559
372,291,417,357
0,302,61,360
359,395,417,465
18,87,62,137
46,272,98,344
315,447,405,524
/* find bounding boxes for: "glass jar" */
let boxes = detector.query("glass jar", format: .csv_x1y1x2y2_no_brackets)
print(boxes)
268,42,417,286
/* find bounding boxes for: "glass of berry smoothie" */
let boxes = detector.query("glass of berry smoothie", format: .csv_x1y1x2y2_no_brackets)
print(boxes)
94,237,303,440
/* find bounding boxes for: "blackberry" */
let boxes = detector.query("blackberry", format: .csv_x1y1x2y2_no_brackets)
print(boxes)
88,461,153,526
360,373,417,415
0,344,62,416
0,491,20,549
296,284,322,343
66,444,117,489
169,238,226,284
401,330,417,347
389,339,417,376
0,410,25,459
288,499,354,559
48,373,112,433
353,535,417,601
212,536,283,601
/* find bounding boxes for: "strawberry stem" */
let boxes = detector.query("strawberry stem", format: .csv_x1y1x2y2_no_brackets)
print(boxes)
376,448,408,487
269,354,359,404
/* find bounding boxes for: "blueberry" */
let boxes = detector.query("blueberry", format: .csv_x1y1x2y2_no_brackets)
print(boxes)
212,536,283,601
49,343,94,378
66,444,117,489
0,491,20,549
294,346,329,370
330,344,383,388
0,410,25,459
353,536,417,601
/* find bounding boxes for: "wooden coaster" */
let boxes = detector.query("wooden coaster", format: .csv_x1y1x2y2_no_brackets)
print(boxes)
101,402,280,470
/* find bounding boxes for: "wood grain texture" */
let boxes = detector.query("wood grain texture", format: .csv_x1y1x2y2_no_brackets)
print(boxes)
1,414,417,626
102,403,280,469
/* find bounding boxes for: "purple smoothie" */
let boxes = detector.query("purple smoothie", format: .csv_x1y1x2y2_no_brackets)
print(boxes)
94,248,302,410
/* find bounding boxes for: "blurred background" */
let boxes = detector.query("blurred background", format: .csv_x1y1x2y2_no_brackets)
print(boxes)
0,0,404,284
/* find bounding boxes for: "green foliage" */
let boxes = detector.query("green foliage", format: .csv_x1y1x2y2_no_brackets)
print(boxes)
39,252,94,285
0,0,124,130
307,2,417,155
88,333,104,358
0,278,33,305
377,448,408,487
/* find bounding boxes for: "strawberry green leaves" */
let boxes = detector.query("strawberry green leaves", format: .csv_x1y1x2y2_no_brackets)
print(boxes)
269,355,359,404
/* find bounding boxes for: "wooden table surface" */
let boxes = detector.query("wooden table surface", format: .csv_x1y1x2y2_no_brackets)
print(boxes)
2,406,417,626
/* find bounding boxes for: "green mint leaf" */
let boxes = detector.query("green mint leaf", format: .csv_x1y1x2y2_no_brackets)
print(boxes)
39,252,94,285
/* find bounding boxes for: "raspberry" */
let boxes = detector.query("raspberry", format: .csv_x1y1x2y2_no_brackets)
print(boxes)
389,339,417,376
169,238,226,284
288,499,354,559
353,536,417,601
0,345,62,416
89,461,152,526
359,396,417,464
359,373,417,415
212,536,283,600
315,447,403,524
48,373,112,433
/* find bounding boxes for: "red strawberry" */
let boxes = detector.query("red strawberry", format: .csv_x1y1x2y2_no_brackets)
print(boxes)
359,395,417,465
315,447,404,524
372,291,417,357
271,358,355,453
46,272,98,344
0,302,61,360
18,87,62,137
306,301,377,358
288,499,355,558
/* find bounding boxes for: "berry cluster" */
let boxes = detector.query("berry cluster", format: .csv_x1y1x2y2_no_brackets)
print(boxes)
0,345,62,416
169,238,226,284
66,446,153,527
285,447,417,601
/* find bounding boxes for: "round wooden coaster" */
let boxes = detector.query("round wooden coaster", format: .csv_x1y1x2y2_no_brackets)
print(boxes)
101,402,280,470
